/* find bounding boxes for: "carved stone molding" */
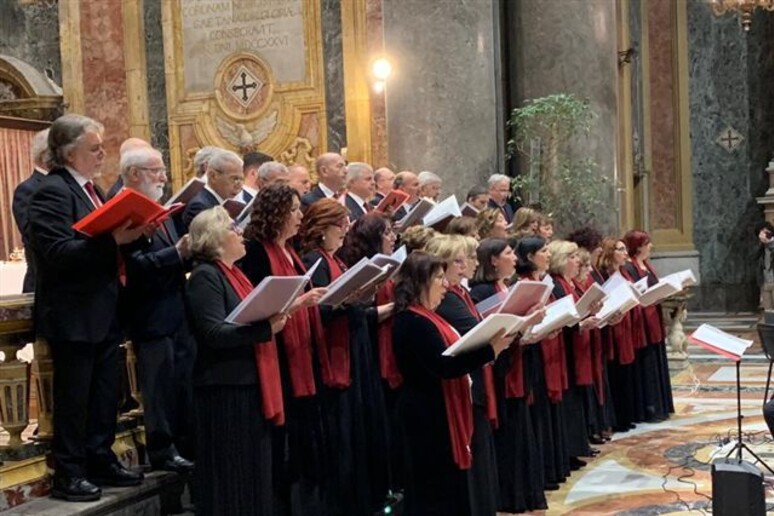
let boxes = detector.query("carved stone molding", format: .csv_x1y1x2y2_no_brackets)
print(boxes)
0,55,63,121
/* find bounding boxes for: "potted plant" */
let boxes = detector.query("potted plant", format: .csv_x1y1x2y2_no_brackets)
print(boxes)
507,93,614,234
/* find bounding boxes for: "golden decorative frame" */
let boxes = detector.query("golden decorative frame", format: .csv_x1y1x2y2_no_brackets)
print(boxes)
161,0,328,189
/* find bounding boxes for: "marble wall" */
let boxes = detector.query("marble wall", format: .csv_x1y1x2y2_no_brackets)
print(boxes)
321,0,347,154
508,0,619,232
143,0,170,165
381,0,502,199
687,1,774,311
0,1,61,87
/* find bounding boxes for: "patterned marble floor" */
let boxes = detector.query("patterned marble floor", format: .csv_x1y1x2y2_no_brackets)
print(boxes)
501,359,774,515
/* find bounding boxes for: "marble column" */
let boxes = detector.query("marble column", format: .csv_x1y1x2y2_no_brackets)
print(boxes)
508,0,619,232
687,2,774,311
381,0,502,199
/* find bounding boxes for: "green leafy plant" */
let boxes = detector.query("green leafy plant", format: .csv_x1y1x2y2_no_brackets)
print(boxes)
507,93,614,233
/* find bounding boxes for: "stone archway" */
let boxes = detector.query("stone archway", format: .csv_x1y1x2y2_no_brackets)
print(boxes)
0,54,63,121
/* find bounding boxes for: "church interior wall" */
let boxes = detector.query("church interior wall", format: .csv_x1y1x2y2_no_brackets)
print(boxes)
321,0,347,154
687,3,774,312
0,1,62,90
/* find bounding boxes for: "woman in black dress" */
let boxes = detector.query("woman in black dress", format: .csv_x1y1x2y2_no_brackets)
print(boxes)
238,184,329,516
393,252,510,515
622,230,674,421
469,237,548,512
185,206,288,515
299,199,392,515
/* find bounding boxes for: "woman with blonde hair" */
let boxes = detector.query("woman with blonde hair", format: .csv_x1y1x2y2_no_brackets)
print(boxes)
476,208,508,240
185,206,288,515
510,207,540,237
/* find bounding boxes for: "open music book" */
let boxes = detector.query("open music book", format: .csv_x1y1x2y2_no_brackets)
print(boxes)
164,177,205,207
594,282,641,328
318,257,388,307
475,280,552,318
575,283,607,319
638,269,695,307
395,198,435,232
225,259,321,324
442,313,526,356
374,189,411,214
73,189,184,237
423,195,462,231
688,323,752,362
525,294,581,341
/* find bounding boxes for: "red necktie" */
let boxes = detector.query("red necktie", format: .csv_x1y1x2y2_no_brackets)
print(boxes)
84,181,103,208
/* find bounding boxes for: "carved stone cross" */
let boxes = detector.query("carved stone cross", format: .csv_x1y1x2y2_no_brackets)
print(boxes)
231,72,258,102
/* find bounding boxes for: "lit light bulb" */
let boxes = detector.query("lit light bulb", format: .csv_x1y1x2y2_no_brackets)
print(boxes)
373,80,385,93
372,58,392,80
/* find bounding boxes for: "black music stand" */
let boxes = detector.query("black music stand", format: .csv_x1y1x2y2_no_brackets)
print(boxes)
692,326,774,475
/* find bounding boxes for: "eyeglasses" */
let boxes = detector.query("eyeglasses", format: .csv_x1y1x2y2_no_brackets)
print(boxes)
228,221,243,235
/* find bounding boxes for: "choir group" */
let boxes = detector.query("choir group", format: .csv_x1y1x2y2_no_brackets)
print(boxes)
15,114,675,515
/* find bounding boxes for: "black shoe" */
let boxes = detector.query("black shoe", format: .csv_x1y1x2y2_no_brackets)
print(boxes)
51,476,101,502
88,463,144,487
589,435,606,445
152,454,194,474
586,448,601,457
570,457,587,470
544,482,561,491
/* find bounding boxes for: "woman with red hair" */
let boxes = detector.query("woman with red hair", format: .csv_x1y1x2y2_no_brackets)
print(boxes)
621,230,674,422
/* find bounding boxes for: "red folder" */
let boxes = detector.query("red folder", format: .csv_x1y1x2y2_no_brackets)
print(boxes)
375,190,411,214
73,188,178,237
222,199,246,219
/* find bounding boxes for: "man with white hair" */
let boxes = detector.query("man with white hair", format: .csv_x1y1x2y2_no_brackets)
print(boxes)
392,170,420,220
343,162,376,220
181,148,244,232
107,137,152,199
12,128,49,292
193,146,219,179
417,170,442,203
487,173,514,223
301,152,347,209
237,150,273,203
288,164,311,197
257,161,289,189
119,146,195,474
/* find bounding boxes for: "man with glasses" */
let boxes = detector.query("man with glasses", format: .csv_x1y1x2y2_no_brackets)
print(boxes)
119,147,195,473
181,148,244,233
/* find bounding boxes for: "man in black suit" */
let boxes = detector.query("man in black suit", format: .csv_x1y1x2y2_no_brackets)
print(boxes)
28,114,147,501
391,170,420,221
237,150,273,203
181,148,244,233
343,162,375,221
487,173,514,223
301,152,347,209
106,138,151,199
369,167,395,209
119,147,194,473
11,128,49,293
288,163,312,197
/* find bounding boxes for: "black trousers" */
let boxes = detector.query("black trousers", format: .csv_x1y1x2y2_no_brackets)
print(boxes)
135,326,195,462
50,338,121,478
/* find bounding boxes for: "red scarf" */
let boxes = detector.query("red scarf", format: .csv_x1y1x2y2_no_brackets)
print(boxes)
449,285,499,428
377,280,402,389
215,260,284,425
573,277,605,402
554,275,593,387
630,258,665,345
318,249,352,388
620,265,648,351
539,290,568,403
408,304,474,470
263,241,330,397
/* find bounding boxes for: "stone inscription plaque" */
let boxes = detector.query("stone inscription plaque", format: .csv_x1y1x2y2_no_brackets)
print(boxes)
181,0,305,92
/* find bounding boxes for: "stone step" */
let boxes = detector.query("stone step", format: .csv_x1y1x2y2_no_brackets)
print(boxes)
2,471,191,516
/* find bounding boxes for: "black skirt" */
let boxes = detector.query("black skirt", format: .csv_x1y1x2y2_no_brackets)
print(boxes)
468,405,500,516
194,385,274,516
494,398,547,513
640,342,674,421
608,360,637,431
529,352,570,484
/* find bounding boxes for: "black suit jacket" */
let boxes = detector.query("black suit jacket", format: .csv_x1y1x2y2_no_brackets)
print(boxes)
181,188,219,233
28,167,120,343
120,220,186,342
344,193,368,221
184,261,272,386
107,176,124,200
488,198,514,224
12,169,45,293
300,185,328,210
